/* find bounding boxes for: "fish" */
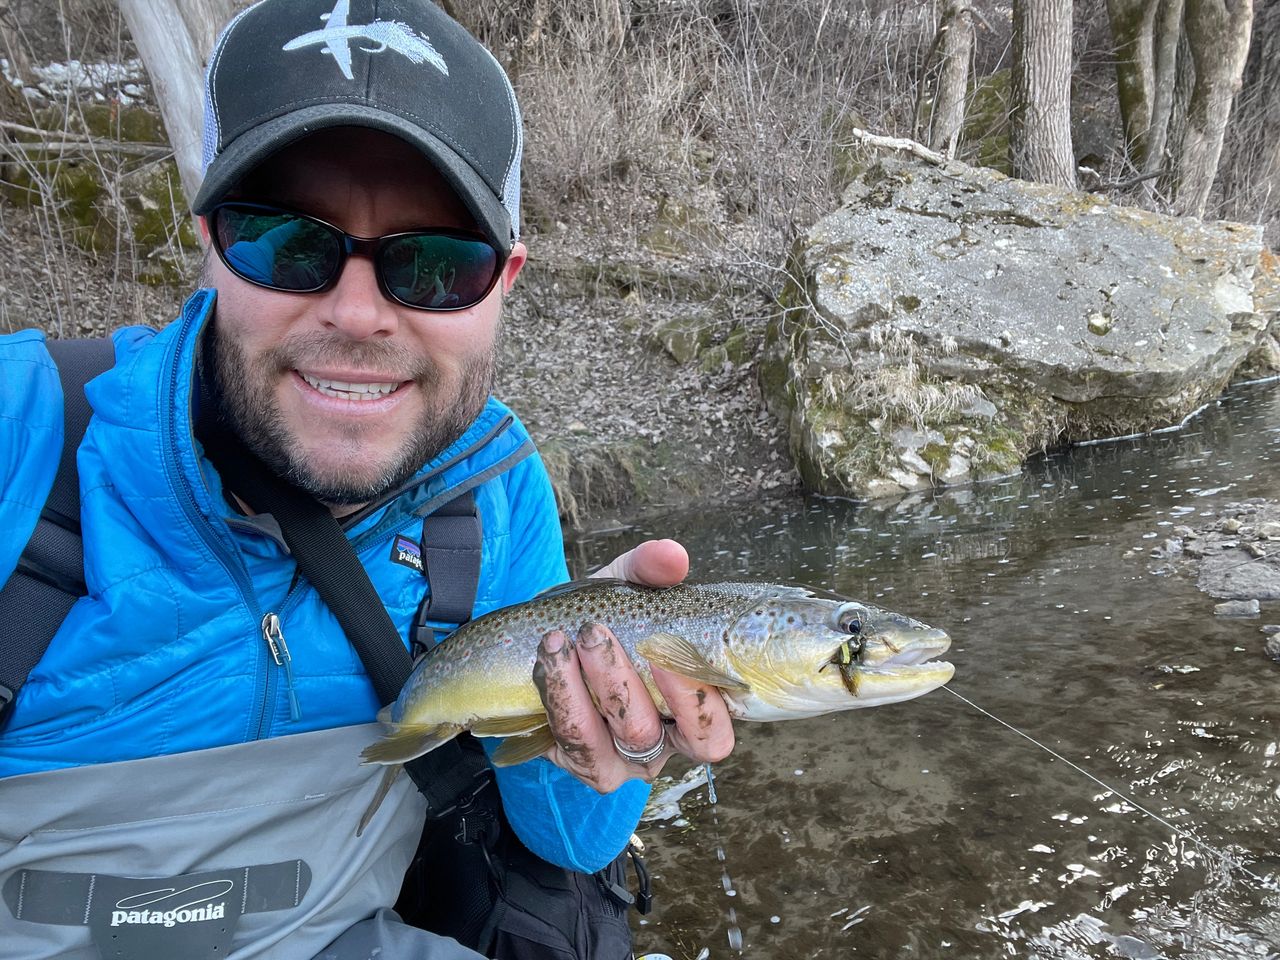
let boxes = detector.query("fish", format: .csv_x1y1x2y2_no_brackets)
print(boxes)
356,579,953,833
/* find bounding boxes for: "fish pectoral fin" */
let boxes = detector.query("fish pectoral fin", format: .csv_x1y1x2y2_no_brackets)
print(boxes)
359,722,462,765
470,713,548,737
490,727,557,767
636,632,750,693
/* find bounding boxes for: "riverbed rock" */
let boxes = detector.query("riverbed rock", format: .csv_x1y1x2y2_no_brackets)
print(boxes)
1266,635,1280,662
761,157,1272,498
1159,502,1280,615
1214,599,1261,618
1197,546,1280,600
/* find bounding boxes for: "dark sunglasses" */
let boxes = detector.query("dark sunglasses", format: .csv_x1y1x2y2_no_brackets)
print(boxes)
208,202,506,312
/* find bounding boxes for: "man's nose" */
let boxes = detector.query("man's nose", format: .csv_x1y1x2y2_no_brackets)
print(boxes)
322,254,399,339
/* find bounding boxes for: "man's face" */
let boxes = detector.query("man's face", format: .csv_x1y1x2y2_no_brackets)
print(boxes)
201,128,526,510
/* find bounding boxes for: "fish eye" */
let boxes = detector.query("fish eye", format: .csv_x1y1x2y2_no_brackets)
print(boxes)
832,602,868,636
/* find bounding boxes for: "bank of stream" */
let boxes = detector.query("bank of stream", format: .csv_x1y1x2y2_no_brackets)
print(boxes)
569,379,1280,959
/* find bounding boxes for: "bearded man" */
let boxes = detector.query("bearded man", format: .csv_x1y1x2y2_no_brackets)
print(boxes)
0,2,734,958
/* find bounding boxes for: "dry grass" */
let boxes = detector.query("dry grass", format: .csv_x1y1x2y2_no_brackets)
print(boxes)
819,327,986,432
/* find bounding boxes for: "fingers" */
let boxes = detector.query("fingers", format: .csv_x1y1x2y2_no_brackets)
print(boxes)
590,539,689,587
650,665,735,763
535,624,672,793
533,629,603,774
576,623,669,766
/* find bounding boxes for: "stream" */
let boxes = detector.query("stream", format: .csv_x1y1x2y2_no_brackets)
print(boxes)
568,380,1280,959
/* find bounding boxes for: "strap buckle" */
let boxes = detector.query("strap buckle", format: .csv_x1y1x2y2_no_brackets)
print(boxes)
427,765,494,822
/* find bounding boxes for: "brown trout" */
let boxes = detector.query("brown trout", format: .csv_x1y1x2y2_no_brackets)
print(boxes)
361,579,952,778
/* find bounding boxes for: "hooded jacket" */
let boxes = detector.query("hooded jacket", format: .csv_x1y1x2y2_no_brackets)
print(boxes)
0,289,649,873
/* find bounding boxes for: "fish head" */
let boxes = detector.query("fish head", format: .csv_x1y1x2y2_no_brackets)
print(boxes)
722,594,954,719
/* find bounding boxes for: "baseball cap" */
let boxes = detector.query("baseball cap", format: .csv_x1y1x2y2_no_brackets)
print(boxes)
192,0,523,249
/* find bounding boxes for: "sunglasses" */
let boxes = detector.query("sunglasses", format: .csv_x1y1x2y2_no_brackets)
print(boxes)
208,202,506,312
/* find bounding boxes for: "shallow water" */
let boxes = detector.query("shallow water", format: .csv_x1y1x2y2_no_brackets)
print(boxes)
568,381,1280,960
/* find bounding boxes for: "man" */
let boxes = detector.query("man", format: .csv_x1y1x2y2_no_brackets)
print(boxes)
0,1,733,957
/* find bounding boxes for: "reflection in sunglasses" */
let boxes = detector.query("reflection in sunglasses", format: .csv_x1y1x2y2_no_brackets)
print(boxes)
211,202,505,311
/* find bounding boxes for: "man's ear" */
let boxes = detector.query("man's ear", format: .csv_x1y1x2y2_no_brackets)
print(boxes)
501,240,528,293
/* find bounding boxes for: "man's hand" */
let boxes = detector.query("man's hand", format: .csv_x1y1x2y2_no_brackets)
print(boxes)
532,539,736,792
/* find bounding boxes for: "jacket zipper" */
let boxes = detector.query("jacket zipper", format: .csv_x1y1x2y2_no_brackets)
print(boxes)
260,612,302,722
160,293,274,739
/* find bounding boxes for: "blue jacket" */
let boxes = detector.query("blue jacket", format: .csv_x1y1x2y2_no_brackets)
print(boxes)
0,289,649,872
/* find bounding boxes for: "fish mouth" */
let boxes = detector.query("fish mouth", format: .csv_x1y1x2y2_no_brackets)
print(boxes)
826,625,954,702
858,626,952,667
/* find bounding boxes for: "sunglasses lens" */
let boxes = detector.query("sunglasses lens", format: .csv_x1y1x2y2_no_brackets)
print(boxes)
380,234,500,310
214,207,340,292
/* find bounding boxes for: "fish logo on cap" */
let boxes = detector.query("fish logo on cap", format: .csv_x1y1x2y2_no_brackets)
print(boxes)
283,0,449,81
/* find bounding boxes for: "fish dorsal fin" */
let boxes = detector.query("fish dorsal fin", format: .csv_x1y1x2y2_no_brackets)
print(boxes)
470,713,548,737
490,727,557,767
359,722,462,765
636,632,750,694
533,577,633,601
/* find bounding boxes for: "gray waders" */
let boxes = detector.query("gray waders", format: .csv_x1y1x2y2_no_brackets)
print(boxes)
0,724,487,960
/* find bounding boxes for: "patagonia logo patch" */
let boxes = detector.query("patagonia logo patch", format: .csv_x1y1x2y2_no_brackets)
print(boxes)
391,535,424,573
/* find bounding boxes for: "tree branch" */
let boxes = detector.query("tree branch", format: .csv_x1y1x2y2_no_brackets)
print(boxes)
845,128,947,166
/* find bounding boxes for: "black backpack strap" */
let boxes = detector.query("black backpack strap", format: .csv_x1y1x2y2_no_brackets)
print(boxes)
198,409,414,705
411,488,481,655
197,403,488,813
0,337,115,725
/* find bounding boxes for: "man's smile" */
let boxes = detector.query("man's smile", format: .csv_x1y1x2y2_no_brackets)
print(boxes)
296,370,409,402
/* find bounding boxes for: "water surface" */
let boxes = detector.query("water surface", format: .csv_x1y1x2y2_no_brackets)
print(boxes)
570,381,1280,959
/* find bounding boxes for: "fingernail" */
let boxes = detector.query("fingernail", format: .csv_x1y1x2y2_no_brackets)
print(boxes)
542,630,565,654
577,623,607,649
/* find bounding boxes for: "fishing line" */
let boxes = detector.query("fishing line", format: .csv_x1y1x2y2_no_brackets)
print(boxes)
942,686,1276,891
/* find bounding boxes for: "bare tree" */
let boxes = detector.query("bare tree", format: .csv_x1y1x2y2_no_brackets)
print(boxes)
1219,0,1278,229
916,0,975,156
1011,0,1075,188
1142,0,1184,182
1167,0,1253,217
117,0,235,206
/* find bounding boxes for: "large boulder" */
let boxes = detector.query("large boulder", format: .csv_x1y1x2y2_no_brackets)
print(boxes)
761,158,1274,498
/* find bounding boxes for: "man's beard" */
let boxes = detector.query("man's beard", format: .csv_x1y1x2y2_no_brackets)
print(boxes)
204,322,497,507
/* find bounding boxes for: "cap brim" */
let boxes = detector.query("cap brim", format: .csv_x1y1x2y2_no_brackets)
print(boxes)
191,104,512,250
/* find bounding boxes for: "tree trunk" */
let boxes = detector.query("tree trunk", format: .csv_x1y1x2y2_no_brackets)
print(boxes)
1143,0,1185,179
1011,0,1076,188
118,0,235,207
1107,0,1159,169
918,0,974,156
1169,0,1253,217
1219,0,1279,225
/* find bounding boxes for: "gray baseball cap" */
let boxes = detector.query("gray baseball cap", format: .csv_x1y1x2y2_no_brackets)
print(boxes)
193,0,524,248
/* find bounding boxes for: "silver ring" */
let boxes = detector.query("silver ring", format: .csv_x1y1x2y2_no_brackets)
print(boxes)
612,727,667,765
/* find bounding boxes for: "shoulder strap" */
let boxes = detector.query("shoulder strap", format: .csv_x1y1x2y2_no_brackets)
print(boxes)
0,336,115,725
199,412,415,704
411,489,481,654
198,407,488,814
